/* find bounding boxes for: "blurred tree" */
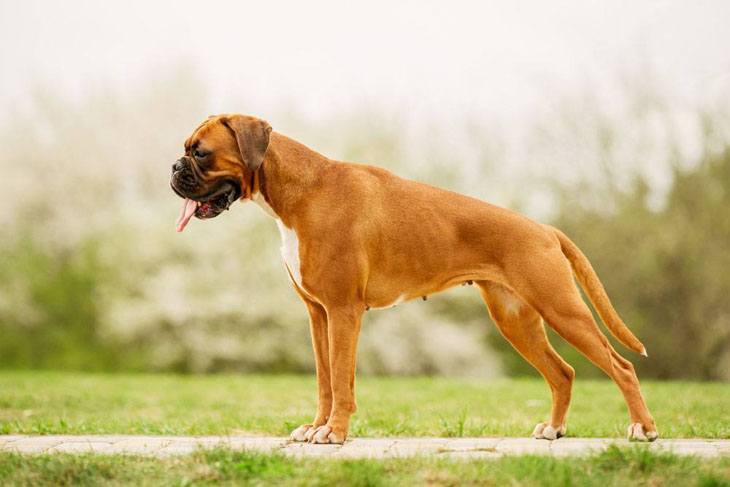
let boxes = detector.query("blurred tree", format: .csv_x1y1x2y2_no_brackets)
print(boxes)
544,146,730,380
0,237,144,371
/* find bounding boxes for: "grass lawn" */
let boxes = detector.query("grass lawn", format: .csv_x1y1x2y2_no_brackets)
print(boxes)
0,446,728,486
0,371,728,439
1,372,729,486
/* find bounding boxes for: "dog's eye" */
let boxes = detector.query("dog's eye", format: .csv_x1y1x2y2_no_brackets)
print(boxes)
193,149,208,159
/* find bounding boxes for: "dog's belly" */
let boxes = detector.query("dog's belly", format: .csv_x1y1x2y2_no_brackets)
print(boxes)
367,292,409,309
363,260,501,309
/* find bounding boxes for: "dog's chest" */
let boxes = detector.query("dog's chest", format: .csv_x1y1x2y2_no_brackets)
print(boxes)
251,194,303,288
276,220,303,288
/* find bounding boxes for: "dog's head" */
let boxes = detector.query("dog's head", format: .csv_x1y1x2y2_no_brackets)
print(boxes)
171,114,272,231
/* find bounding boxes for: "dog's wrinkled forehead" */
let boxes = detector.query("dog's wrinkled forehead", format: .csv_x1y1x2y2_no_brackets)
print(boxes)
184,116,231,153
185,116,243,154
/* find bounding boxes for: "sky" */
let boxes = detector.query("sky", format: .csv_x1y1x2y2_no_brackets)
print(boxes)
2,0,729,127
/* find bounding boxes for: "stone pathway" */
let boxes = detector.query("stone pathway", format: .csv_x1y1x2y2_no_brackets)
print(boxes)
1,436,729,458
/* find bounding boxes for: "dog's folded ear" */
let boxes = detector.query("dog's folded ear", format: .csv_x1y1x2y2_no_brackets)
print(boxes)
222,114,272,172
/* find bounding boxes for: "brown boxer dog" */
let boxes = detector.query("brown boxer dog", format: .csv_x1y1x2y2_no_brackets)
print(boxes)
170,114,658,444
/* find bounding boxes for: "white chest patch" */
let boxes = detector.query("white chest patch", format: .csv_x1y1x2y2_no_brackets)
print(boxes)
276,220,303,288
250,192,303,288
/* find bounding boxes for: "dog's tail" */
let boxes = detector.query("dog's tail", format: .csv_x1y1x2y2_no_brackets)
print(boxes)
553,227,647,356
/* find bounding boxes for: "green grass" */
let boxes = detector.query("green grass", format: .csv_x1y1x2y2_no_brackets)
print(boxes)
0,446,728,486
0,371,728,438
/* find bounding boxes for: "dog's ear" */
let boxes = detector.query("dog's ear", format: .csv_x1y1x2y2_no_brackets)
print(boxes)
222,115,272,172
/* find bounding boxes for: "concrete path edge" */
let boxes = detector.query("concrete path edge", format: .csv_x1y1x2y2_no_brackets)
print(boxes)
1,435,728,458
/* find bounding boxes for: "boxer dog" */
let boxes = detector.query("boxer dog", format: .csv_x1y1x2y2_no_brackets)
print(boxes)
170,114,658,444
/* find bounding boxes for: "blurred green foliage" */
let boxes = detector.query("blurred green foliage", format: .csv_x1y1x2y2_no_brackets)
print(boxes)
0,70,728,380
553,147,730,380
482,147,730,381
0,237,147,371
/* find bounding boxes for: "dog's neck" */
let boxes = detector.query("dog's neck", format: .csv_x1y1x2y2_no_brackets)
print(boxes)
249,132,330,227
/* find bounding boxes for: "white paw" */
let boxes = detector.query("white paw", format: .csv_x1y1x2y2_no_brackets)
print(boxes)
310,425,332,443
627,423,658,442
289,424,313,442
308,425,345,444
532,422,566,440
304,424,323,442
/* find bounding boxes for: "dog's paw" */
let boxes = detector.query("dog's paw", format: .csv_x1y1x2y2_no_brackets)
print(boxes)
307,425,346,444
532,422,566,440
289,424,313,442
627,423,659,442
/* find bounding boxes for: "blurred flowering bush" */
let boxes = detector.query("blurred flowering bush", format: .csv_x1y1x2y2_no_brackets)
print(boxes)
0,71,504,375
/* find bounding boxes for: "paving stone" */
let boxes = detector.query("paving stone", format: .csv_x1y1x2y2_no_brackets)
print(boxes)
441,450,502,459
48,442,113,454
336,439,397,458
169,438,316,456
176,437,229,449
334,446,394,458
389,438,452,457
0,435,26,447
345,438,398,448
103,438,173,455
715,442,730,455
394,438,451,446
497,438,552,455
157,444,198,457
72,435,135,443
227,437,287,451
550,438,612,457
283,443,342,457
442,438,501,453
3,437,66,454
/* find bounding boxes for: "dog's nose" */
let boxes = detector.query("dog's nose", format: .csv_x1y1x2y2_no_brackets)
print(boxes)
172,159,185,173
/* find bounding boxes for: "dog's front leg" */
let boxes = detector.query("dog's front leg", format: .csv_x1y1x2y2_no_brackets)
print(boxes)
309,304,364,444
290,298,333,442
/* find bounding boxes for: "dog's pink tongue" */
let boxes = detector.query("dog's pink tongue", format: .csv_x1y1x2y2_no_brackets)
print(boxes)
176,198,198,232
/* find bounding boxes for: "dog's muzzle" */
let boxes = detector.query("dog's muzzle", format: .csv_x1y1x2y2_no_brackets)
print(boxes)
170,157,199,198
170,157,242,232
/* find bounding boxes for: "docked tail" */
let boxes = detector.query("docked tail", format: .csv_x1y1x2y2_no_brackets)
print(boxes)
552,227,647,356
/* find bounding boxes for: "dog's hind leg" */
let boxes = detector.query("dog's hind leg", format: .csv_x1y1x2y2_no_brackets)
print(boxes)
477,281,575,440
539,298,658,441
507,249,658,441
